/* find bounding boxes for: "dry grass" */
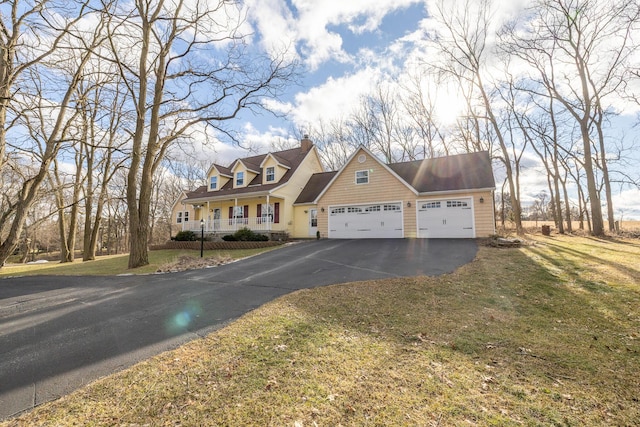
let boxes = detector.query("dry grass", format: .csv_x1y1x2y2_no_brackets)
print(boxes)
0,248,272,277
3,235,639,426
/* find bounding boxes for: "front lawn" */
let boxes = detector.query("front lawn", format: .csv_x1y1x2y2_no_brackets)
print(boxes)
3,235,639,426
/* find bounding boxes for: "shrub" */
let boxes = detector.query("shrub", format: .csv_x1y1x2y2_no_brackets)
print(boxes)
174,230,197,241
233,227,269,241
222,234,238,241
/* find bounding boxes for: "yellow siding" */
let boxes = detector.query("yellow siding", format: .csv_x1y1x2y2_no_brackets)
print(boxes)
292,205,316,238
273,148,324,238
170,197,197,236
316,148,417,238
473,191,495,237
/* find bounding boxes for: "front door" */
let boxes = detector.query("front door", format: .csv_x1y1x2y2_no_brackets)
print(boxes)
213,208,221,230
309,208,318,237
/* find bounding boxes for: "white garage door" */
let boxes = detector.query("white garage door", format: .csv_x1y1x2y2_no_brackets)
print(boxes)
417,198,474,238
329,203,403,238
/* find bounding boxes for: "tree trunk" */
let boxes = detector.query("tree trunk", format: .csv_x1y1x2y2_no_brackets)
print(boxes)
579,122,604,236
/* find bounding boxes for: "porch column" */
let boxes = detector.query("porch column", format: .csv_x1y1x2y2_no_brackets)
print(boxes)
207,201,210,231
181,202,185,231
266,194,271,231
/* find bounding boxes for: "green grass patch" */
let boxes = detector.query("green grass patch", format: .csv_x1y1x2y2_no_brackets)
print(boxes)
3,235,639,426
0,248,273,277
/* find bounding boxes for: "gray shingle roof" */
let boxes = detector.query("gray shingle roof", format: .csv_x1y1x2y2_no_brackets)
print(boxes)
294,171,338,204
184,146,312,201
388,151,494,193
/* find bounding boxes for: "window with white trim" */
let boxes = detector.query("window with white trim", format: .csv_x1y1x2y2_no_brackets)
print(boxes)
347,207,362,213
331,207,345,214
236,171,244,186
365,205,380,212
447,200,468,207
233,206,244,218
183,211,190,222
355,170,369,184
176,212,183,223
210,176,217,190
265,166,275,182
384,204,400,211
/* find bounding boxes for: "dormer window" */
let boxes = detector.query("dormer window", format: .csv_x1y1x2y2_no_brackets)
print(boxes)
236,171,244,186
266,166,275,182
210,176,217,190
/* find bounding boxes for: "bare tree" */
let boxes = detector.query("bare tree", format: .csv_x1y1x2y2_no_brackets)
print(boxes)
303,120,355,170
503,0,640,236
80,73,130,261
427,0,525,234
102,0,297,268
0,3,104,267
401,71,449,158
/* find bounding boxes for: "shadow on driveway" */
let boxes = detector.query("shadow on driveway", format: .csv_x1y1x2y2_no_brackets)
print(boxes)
0,238,477,419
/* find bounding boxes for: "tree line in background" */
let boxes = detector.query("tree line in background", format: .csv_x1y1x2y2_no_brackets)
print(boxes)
1,0,639,269
304,0,640,238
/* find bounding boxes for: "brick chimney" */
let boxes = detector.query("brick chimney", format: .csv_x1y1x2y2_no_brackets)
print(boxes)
300,134,313,152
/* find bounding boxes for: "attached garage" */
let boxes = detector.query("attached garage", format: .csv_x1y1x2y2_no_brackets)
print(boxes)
417,198,475,238
329,202,403,238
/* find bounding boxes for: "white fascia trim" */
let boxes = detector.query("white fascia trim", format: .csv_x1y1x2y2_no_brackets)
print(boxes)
328,200,404,209
417,187,495,197
206,164,233,178
260,153,291,169
170,191,188,211
231,159,260,174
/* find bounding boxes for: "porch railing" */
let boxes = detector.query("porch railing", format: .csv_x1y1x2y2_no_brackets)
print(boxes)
183,217,275,233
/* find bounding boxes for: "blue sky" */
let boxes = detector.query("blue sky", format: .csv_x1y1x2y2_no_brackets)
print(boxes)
193,0,640,220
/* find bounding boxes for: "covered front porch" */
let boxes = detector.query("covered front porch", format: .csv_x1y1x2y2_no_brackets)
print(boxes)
180,195,285,234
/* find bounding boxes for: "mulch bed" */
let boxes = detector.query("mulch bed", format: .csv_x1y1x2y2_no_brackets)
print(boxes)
150,241,285,251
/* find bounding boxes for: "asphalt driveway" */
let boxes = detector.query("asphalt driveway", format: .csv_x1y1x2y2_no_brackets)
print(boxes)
0,238,477,419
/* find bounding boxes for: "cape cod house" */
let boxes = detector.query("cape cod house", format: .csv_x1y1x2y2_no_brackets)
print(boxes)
172,138,496,239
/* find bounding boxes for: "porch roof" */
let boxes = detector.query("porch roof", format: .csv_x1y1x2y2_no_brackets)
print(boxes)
182,188,289,205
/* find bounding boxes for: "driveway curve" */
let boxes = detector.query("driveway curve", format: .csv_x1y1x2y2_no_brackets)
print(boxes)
0,238,477,419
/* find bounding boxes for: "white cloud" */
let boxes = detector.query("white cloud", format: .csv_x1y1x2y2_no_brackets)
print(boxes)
289,68,381,126
613,188,640,220
247,0,420,71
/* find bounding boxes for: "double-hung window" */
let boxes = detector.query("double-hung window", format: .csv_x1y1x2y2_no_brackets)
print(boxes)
183,211,190,222
266,166,275,182
356,170,369,184
210,176,217,190
236,171,244,186
176,212,183,223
